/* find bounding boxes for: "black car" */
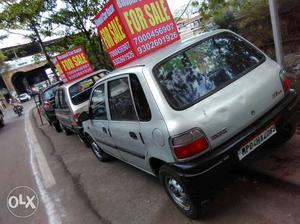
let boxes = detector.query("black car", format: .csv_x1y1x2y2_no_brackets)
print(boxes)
40,81,63,132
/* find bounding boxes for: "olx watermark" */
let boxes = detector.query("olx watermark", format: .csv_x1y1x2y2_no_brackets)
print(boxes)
7,186,39,218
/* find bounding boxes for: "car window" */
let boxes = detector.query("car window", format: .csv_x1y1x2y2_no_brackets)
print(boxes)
57,90,68,109
43,86,56,101
90,84,107,120
108,78,138,121
130,74,151,122
154,32,265,110
55,90,60,109
69,75,100,105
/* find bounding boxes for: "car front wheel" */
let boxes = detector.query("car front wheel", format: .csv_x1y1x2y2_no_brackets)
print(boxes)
159,164,200,219
87,135,111,162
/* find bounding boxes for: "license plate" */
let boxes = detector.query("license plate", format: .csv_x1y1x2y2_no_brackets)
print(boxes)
238,125,277,160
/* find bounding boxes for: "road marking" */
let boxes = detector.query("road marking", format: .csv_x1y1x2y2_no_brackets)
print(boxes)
25,112,56,188
25,109,62,224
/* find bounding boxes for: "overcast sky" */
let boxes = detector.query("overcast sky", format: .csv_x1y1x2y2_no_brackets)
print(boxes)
0,0,191,49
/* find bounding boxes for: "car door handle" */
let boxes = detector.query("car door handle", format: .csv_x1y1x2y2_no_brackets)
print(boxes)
102,127,107,134
129,132,138,140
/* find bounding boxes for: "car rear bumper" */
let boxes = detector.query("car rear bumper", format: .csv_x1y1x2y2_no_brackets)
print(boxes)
170,90,299,179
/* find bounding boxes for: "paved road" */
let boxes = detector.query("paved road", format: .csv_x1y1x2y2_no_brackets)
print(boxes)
0,101,48,223
0,102,101,224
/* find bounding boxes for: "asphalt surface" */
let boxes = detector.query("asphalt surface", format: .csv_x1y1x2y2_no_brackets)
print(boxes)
0,101,48,224
0,102,102,224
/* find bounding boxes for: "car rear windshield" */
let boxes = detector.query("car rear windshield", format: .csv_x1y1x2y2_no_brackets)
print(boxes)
153,32,266,110
69,75,101,105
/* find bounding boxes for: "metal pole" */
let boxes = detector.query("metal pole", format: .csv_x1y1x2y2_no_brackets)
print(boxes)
33,94,44,126
269,0,284,66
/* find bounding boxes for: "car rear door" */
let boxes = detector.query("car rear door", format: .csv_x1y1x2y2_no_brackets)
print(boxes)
89,83,121,159
56,89,73,128
107,75,148,170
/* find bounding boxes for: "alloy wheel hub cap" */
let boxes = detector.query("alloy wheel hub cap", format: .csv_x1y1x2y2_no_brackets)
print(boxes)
166,178,191,211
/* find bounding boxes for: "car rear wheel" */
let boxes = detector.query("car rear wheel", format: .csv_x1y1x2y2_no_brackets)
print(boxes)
87,135,111,162
59,123,73,136
53,121,62,133
159,164,200,219
0,118,4,127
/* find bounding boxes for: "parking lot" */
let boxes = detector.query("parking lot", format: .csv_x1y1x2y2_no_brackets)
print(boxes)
29,103,300,224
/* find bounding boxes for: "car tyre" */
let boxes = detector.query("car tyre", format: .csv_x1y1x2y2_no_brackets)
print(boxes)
53,121,62,133
87,135,111,162
59,123,73,136
159,164,200,219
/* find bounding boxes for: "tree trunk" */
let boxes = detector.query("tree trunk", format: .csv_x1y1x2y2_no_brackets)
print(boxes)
30,20,59,81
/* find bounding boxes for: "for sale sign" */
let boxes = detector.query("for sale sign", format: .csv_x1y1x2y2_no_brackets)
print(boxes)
53,47,94,83
94,0,180,68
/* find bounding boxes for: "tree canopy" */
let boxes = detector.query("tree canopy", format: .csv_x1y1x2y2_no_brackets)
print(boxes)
43,0,112,70
0,0,59,78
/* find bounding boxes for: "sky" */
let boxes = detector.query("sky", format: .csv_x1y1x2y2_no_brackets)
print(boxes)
0,0,191,49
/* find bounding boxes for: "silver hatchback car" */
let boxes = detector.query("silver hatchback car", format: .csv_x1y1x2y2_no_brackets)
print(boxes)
55,69,109,138
82,30,298,218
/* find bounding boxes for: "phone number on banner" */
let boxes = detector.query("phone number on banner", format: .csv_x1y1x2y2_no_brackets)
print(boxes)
136,32,178,55
133,23,175,45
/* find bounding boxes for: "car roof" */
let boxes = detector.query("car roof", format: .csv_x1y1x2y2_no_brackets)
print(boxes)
99,29,229,82
59,69,108,89
42,81,63,93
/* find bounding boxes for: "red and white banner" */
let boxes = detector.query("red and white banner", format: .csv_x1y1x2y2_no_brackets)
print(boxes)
94,0,180,68
53,47,94,83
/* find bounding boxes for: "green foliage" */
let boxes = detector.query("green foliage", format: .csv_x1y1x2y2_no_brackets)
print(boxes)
198,0,269,31
0,0,59,78
0,50,8,74
0,0,56,31
43,0,112,70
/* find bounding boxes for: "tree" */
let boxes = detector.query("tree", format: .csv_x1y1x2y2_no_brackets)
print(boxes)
0,0,59,80
174,0,201,20
43,0,112,70
0,50,7,72
197,0,271,31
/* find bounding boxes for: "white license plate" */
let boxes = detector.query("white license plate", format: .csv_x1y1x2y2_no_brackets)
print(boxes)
238,125,277,160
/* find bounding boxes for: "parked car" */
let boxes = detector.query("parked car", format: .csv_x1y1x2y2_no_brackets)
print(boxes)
0,109,4,127
55,69,109,140
40,81,63,132
18,93,31,102
81,30,299,219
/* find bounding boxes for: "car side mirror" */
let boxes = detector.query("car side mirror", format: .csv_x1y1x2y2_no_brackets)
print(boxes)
78,111,91,123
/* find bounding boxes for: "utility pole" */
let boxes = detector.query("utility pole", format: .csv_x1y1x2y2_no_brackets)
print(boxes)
269,0,284,66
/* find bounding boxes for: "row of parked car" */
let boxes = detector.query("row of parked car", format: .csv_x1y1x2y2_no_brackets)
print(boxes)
39,30,299,219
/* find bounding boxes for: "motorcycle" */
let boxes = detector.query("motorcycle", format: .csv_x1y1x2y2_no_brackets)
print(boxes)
13,105,23,117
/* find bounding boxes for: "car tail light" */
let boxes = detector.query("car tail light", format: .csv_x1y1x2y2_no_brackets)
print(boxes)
44,101,52,110
171,129,209,160
279,69,291,93
73,113,81,123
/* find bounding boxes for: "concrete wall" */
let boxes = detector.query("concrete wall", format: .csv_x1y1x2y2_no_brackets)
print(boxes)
1,61,48,93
